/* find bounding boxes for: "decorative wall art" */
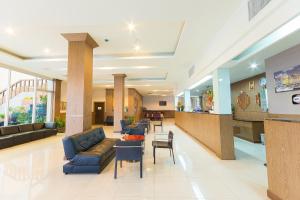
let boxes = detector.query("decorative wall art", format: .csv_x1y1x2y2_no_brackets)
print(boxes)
249,81,255,91
292,94,300,105
274,65,300,93
237,91,250,110
60,101,67,112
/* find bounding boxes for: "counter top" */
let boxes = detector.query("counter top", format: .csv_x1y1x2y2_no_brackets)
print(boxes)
175,111,232,116
265,118,300,123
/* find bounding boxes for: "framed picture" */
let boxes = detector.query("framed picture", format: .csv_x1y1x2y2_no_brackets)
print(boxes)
159,101,167,106
292,94,300,105
274,65,300,93
249,81,255,91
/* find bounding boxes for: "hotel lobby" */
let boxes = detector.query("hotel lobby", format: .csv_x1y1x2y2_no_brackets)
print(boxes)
0,0,300,200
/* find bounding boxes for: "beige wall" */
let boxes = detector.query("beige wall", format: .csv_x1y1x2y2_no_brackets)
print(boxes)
231,74,268,121
266,43,300,115
143,95,175,110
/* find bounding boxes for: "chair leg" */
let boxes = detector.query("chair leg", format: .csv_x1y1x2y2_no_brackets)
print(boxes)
140,157,143,178
114,159,118,179
171,148,175,164
153,147,156,164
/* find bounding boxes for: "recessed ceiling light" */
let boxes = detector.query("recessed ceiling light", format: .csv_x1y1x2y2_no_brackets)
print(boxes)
250,63,258,69
95,67,120,70
127,22,136,32
134,44,140,51
5,27,15,35
134,66,152,69
44,48,50,54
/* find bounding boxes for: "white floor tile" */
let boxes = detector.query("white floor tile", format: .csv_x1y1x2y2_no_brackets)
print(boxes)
0,119,269,200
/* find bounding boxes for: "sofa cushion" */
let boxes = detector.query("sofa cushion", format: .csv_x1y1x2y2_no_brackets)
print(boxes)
80,138,119,162
45,122,56,129
0,134,15,149
33,123,44,130
13,132,33,144
70,154,101,166
0,125,20,135
70,128,105,152
18,124,33,132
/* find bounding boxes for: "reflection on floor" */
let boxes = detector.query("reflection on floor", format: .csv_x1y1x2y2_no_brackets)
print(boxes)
234,137,266,163
0,120,269,200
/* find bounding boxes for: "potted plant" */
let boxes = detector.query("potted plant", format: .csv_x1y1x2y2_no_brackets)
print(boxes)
55,117,66,133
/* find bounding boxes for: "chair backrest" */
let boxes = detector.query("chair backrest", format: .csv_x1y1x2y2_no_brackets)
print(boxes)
168,131,174,148
115,141,142,161
120,120,128,130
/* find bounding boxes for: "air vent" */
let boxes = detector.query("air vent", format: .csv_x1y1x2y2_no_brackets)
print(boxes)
248,0,271,20
188,65,195,78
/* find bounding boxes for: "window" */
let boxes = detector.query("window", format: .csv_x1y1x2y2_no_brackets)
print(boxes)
0,67,9,127
8,71,35,125
35,79,54,123
0,68,54,126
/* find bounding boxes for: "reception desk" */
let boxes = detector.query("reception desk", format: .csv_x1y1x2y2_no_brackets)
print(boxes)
265,118,300,200
175,112,235,160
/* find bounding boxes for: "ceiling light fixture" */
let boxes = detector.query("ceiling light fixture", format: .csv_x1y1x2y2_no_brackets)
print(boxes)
95,67,120,70
250,63,258,69
5,27,15,35
44,48,50,54
127,22,136,32
134,44,141,51
134,66,152,69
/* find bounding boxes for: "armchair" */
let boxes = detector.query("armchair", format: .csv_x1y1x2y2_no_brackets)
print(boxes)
120,119,145,135
114,140,143,178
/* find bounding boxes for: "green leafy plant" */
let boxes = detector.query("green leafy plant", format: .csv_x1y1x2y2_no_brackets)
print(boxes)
39,95,47,104
0,114,4,119
55,116,66,133
177,102,185,111
55,117,65,128
127,116,135,124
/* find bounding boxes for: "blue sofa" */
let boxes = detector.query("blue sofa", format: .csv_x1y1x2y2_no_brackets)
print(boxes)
62,127,120,174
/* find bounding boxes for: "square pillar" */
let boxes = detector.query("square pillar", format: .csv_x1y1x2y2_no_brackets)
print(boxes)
212,68,232,114
184,90,191,112
113,74,126,132
62,33,98,136
52,79,61,120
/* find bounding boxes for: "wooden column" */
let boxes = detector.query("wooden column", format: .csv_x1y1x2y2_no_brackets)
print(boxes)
53,79,62,120
113,74,126,132
105,88,114,118
62,33,98,136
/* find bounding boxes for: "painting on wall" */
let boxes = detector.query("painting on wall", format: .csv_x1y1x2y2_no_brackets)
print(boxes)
274,65,300,93
249,81,255,91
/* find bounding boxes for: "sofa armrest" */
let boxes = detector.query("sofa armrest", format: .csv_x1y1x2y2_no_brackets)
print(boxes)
70,154,101,166
45,122,57,129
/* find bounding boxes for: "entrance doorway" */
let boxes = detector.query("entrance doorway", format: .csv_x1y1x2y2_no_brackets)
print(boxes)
94,102,105,124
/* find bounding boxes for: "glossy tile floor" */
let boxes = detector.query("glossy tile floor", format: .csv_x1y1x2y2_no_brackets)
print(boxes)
0,120,269,200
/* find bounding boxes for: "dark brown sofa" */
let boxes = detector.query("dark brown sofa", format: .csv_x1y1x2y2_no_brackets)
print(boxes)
0,122,57,149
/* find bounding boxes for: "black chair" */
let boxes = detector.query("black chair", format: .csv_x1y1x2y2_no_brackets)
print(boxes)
104,116,114,126
152,131,175,164
114,140,143,179
137,119,150,134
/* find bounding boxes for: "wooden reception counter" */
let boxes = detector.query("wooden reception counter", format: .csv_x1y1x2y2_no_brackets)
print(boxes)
175,112,235,160
265,118,300,200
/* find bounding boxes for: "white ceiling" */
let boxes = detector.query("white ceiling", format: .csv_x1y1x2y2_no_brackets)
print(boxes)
189,25,300,97
0,0,242,95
